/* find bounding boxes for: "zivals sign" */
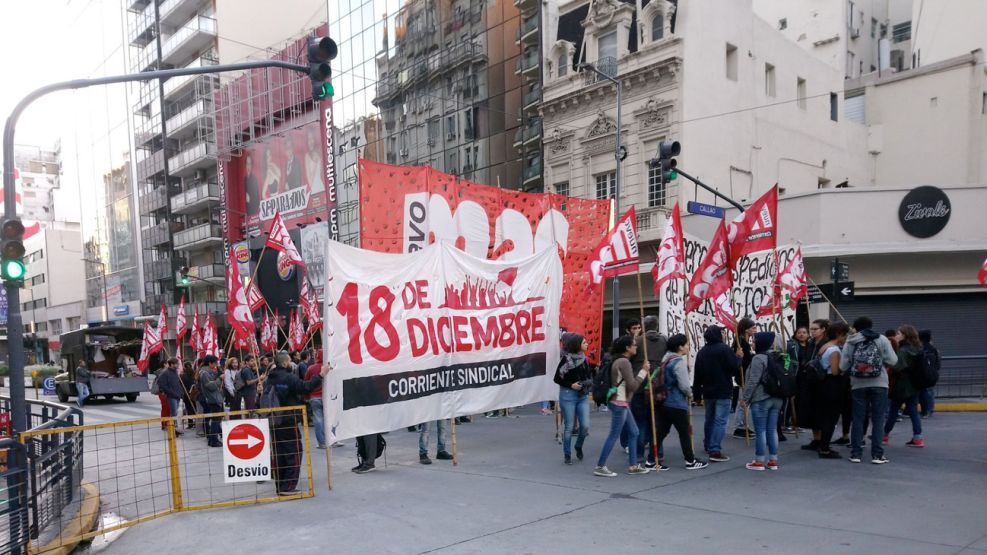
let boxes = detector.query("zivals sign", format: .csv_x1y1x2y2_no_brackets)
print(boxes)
898,186,951,238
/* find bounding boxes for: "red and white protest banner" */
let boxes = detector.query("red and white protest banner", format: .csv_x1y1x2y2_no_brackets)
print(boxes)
653,203,686,297
324,240,562,442
979,257,987,287
685,219,733,314
137,322,163,373
727,185,778,267
358,160,609,362
227,247,256,340
588,207,640,285
266,211,305,266
176,295,187,342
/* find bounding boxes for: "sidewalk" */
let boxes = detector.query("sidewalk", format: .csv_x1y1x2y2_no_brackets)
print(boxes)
94,406,987,555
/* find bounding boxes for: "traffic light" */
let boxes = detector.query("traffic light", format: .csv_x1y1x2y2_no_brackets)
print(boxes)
178,266,190,287
307,36,338,101
1,219,26,283
651,140,680,183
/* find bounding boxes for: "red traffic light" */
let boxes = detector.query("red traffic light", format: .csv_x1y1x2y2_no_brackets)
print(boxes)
2,219,25,240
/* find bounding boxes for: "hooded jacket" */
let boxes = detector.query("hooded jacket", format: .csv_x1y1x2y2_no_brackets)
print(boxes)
839,328,898,390
632,330,667,372
742,332,776,404
694,326,741,400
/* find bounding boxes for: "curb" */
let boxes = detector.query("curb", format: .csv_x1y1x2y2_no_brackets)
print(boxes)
34,481,100,555
935,403,987,412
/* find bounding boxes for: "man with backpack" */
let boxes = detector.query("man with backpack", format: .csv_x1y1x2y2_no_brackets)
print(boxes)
261,352,328,495
840,316,898,464
694,325,742,463
629,315,667,469
918,330,940,418
197,355,225,447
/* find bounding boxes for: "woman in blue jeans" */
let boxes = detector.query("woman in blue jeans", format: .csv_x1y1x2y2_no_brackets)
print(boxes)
740,332,784,471
885,325,924,448
594,336,650,477
554,333,593,464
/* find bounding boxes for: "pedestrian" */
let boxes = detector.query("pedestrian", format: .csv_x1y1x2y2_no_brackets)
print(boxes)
741,332,784,470
263,352,328,493
297,350,311,381
885,325,925,448
732,318,757,440
554,332,593,465
694,325,741,463
75,360,91,408
656,334,708,470
180,362,197,430
158,358,185,436
841,316,898,464
154,365,171,431
816,322,851,460
798,319,829,452
418,419,453,464
629,315,667,469
624,319,642,338
223,357,241,414
918,330,940,418
303,352,327,449
197,355,225,447
239,354,261,414
783,326,810,432
594,335,650,477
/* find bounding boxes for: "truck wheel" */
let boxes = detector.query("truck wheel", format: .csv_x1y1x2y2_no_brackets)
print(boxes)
126,394,139,403
57,389,69,403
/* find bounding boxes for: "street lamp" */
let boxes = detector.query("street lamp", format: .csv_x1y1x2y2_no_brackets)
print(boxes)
579,61,624,342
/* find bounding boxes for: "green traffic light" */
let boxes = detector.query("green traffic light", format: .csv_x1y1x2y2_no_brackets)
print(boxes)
669,170,678,180
315,82,334,99
2,259,26,281
180,276,189,286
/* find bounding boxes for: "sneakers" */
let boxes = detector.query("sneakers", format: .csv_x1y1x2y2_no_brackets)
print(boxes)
848,456,862,463
882,435,890,445
709,452,730,462
353,463,377,473
644,461,657,471
575,447,584,461
745,461,766,471
906,438,925,448
419,453,432,465
564,455,572,465
766,461,779,471
818,450,842,460
871,456,890,465
832,437,850,446
685,460,709,470
627,465,649,475
316,444,326,450
277,489,301,496
732,428,754,439
484,411,499,418
436,451,454,460
594,465,617,477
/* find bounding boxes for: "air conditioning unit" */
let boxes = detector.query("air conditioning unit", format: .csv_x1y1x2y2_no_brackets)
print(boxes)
400,149,409,157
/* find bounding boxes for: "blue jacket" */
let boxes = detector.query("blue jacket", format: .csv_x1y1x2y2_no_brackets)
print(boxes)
662,354,691,410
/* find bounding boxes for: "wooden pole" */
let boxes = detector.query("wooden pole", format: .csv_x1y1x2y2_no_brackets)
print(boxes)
450,416,459,466
682,310,697,458
806,276,849,324
635,272,660,472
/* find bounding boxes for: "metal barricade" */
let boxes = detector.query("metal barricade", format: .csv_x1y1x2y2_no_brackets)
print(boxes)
936,355,987,398
0,440,30,554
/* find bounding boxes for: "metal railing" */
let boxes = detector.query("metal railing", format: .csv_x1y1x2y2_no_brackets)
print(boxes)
0,440,29,555
936,355,987,398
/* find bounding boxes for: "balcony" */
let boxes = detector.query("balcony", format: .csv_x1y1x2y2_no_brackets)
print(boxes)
523,119,542,145
170,181,220,214
173,223,222,250
136,149,166,181
185,263,225,285
523,156,543,186
168,141,216,178
159,0,204,27
128,1,155,47
516,50,539,77
139,185,169,215
163,56,218,100
145,258,175,282
589,56,619,82
517,15,539,45
427,41,486,77
374,76,399,103
128,0,151,13
162,15,217,66
165,99,212,140
523,85,542,112
136,40,159,73
142,221,173,247
514,0,537,11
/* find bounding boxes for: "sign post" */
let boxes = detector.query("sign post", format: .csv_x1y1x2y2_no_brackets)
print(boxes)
221,419,272,483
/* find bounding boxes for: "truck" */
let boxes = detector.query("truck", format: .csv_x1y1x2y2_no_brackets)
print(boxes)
55,326,152,403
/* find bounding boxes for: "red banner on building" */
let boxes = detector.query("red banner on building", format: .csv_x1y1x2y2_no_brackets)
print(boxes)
358,160,612,361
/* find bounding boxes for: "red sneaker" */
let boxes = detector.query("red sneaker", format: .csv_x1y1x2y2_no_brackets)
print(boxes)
745,461,766,471
766,461,779,471
906,439,925,448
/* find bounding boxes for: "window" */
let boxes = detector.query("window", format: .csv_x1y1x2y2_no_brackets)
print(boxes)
554,182,570,197
846,50,855,78
778,18,787,30
652,14,664,41
463,109,474,140
830,93,838,121
871,17,877,38
445,115,457,139
22,298,47,311
595,172,615,200
725,43,738,81
982,92,986,115
557,53,568,77
28,274,45,287
647,165,670,207
26,250,44,264
764,63,776,97
598,31,617,61
49,319,62,336
892,21,911,43
427,118,439,142
67,317,80,332
880,23,888,38
797,77,807,109
34,322,48,333
847,1,855,27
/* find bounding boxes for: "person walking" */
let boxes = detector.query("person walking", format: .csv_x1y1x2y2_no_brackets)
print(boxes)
197,355,225,447
740,332,784,471
798,319,829,452
732,318,757,440
180,362,197,430
783,326,810,432
816,322,851,459
841,316,898,464
629,315,667,469
594,336,650,477
918,330,940,418
694,325,742,463
554,332,593,465
239,355,261,413
656,334,708,471
417,419,453,464
263,352,328,494
157,358,185,436
223,358,242,414
75,360,91,408
885,325,925,448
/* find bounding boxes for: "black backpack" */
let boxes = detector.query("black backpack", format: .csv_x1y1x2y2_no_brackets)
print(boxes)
761,351,797,398
910,345,940,389
356,434,386,464
591,354,621,406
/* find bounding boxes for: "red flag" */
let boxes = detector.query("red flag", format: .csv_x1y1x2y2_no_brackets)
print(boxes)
246,279,265,312
652,203,686,296
685,219,733,314
202,315,220,358
727,185,778,268
713,293,736,332
305,283,322,338
176,295,187,342
779,247,808,309
289,309,306,350
979,257,987,287
587,206,640,285
299,273,311,313
137,321,163,373
260,312,273,352
190,306,201,353
265,211,304,266
226,247,256,340
157,304,168,339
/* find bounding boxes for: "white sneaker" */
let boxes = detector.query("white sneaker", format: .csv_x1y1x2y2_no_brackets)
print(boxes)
594,465,617,477
848,456,861,463
871,456,890,465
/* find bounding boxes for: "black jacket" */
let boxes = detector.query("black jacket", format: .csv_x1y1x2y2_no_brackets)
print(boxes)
553,355,593,390
631,330,667,372
694,326,741,400
157,368,184,400
264,365,322,407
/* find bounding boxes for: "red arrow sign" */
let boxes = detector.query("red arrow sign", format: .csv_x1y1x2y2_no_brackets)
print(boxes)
225,423,266,460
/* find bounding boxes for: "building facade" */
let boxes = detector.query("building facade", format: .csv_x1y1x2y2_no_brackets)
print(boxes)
21,225,85,364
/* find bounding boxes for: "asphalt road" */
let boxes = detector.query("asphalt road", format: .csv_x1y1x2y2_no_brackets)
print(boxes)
79,403,987,555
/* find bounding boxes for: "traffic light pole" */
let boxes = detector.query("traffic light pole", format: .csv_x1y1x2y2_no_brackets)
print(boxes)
673,167,746,212
2,59,311,435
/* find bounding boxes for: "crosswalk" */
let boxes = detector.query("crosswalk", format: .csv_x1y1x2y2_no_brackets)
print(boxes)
76,394,165,425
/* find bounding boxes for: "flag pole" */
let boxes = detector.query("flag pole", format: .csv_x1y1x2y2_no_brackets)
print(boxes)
635,271,660,474
806,276,849,324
